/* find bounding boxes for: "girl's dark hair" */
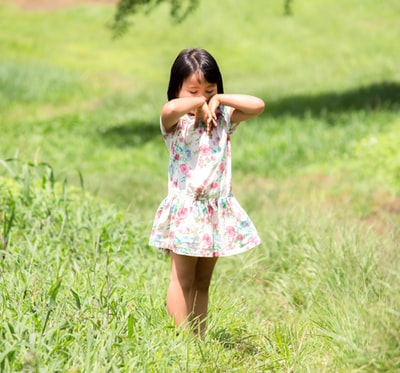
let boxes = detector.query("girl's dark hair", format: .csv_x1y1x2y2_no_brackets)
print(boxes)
167,48,224,100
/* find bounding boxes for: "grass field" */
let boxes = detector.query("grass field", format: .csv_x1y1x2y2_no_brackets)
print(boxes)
1,0,400,371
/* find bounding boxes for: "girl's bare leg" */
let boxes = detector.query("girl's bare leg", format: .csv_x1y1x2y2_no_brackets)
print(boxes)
167,252,218,335
167,253,197,328
189,257,218,335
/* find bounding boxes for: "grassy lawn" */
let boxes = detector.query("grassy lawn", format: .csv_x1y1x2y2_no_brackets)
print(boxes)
1,0,400,371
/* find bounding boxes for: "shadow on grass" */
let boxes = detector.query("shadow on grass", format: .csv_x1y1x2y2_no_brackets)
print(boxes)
263,81,400,118
99,81,400,147
98,120,160,147
210,327,259,355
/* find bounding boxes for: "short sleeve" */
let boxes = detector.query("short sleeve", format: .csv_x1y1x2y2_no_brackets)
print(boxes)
160,116,179,151
222,105,239,135
160,116,168,136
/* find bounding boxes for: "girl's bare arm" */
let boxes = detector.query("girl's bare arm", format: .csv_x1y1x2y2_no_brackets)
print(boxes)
161,97,213,132
208,94,265,124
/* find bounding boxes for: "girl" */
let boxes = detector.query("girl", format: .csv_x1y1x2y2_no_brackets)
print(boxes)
149,48,264,336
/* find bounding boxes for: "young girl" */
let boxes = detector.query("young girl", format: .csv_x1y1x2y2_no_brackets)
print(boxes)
149,48,264,336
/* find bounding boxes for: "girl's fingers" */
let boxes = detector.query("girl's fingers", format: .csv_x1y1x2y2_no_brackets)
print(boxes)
194,106,205,128
194,102,217,135
208,96,220,117
206,116,217,136
194,113,200,128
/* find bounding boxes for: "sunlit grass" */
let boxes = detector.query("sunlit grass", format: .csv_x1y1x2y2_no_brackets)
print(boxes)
1,162,399,371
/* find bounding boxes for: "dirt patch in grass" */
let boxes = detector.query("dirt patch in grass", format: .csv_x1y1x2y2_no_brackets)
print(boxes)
9,0,118,12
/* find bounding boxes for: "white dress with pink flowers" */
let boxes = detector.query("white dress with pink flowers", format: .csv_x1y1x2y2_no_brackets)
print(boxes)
149,105,261,257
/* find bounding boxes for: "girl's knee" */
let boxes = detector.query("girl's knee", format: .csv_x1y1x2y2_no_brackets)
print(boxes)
193,257,217,291
193,276,212,292
170,274,194,292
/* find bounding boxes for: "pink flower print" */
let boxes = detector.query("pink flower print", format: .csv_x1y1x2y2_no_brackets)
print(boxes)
236,234,244,241
219,163,225,172
199,144,211,157
174,153,180,161
202,233,212,247
248,236,260,245
180,163,188,175
180,118,188,129
226,226,236,237
177,207,188,220
210,182,218,189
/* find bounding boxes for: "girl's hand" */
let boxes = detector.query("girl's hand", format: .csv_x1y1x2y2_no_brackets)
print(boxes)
194,98,217,136
200,95,220,136
208,94,220,117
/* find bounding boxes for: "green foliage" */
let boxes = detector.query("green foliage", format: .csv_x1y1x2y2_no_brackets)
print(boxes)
111,0,199,36
284,0,294,15
110,0,295,36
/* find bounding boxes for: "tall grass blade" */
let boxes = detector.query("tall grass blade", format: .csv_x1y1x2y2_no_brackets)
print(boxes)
1,199,15,251
42,278,62,335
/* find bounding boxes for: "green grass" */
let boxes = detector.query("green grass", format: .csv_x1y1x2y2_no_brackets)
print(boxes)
1,163,399,371
1,0,400,371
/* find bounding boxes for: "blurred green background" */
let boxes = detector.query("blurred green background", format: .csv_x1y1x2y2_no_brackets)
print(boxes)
1,0,400,227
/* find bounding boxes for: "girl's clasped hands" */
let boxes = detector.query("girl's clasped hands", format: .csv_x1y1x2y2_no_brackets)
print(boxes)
194,95,221,136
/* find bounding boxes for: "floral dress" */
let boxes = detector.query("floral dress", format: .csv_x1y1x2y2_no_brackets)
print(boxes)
149,105,261,257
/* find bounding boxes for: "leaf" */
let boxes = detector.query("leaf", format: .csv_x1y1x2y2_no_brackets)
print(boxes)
42,278,62,335
70,289,81,310
48,278,62,308
127,313,135,338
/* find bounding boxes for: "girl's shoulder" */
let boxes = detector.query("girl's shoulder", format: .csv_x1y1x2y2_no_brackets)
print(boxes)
217,105,239,134
216,105,230,122
160,113,193,140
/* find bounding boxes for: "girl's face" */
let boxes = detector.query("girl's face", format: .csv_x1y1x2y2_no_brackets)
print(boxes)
178,72,218,102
